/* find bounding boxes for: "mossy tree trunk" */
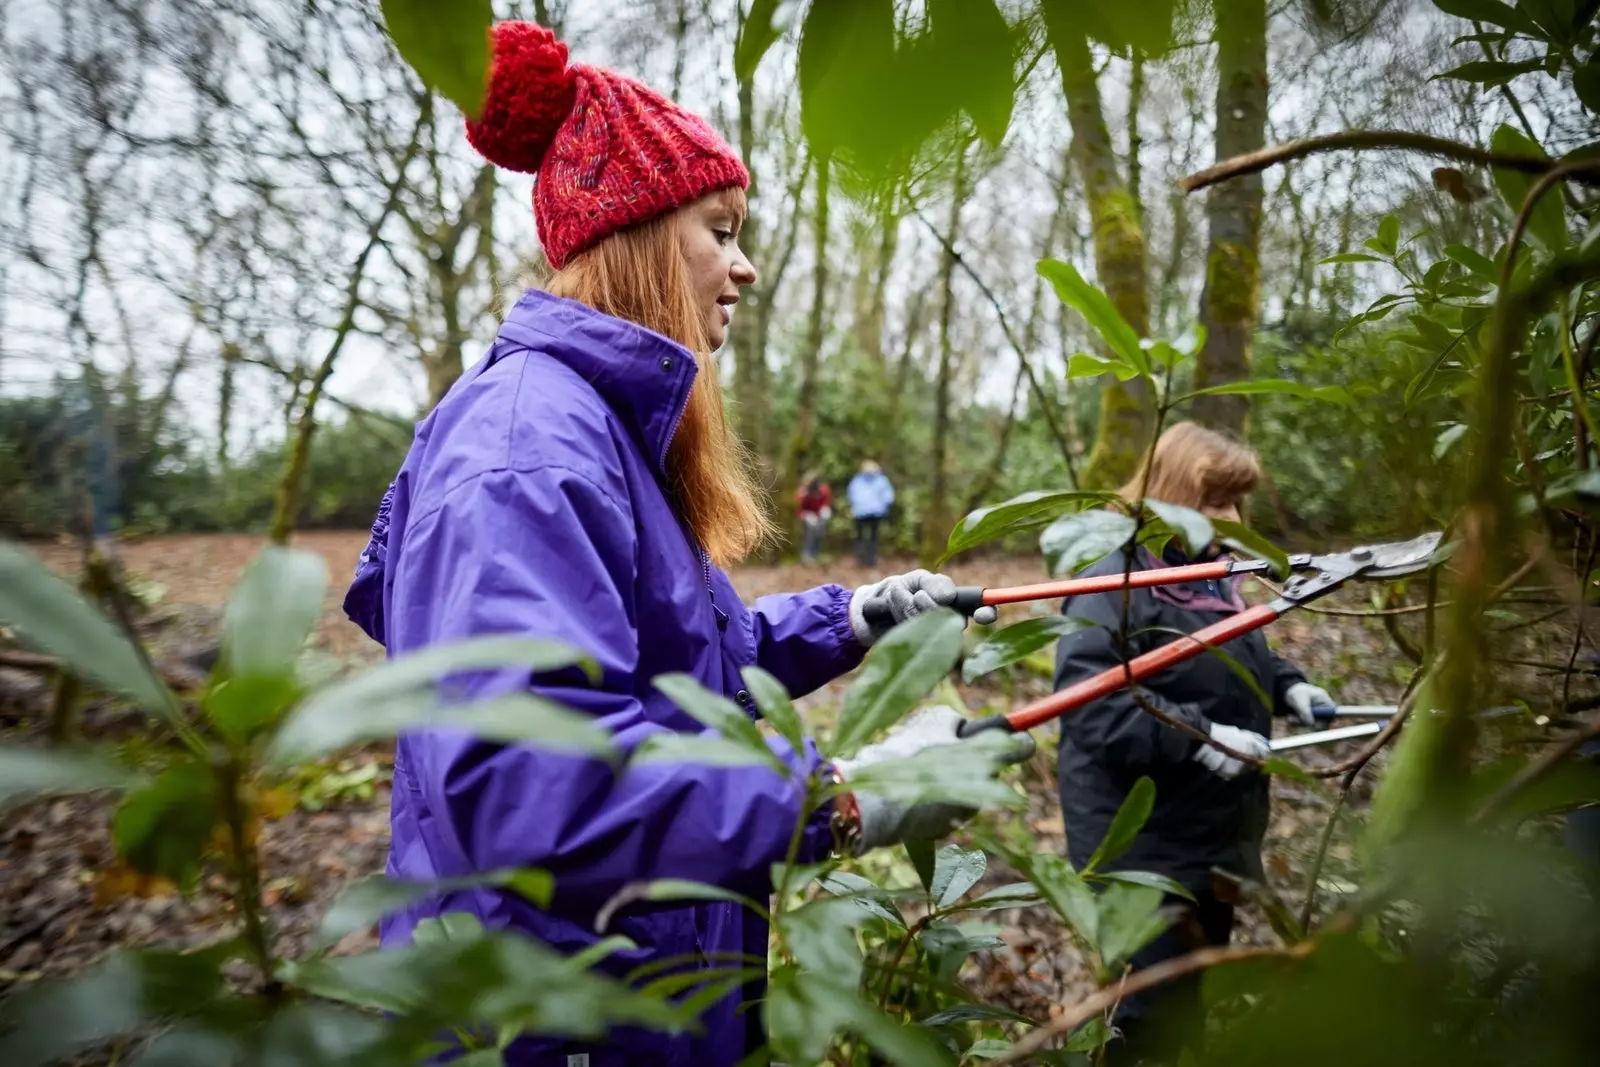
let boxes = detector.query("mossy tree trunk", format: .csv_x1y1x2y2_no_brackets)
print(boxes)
1192,0,1268,436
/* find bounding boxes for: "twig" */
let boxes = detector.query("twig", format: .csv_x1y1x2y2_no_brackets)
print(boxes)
1562,534,1597,712
1310,665,1430,780
1181,130,1600,194
1473,716,1600,823
988,942,1316,1065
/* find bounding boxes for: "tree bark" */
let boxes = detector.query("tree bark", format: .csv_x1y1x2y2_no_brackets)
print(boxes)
921,145,969,567
1042,9,1154,488
783,157,831,495
1192,0,1268,436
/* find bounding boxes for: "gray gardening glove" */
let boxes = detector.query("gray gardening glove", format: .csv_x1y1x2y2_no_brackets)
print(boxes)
848,569,998,646
1192,721,1272,780
832,705,1035,855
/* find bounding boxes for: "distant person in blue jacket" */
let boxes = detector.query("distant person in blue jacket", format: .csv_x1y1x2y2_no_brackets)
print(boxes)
847,459,895,568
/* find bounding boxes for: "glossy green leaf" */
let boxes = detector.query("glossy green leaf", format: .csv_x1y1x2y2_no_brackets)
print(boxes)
0,746,140,809
1066,351,1139,381
741,665,804,753
1040,509,1137,576
1039,259,1147,374
655,673,785,774
963,881,1046,910
833,610,965,757
1434,58,1545,85
269,690,616,770
920,1002,1033,1027
1376,214,1401,254
1085,776,1156,872
928,0,1015,145
631,732,778,768
1430,0,1533,31
1211,518,1291,580
1093,869,1196,902
819,871,906,927
844,731,1025,811
784,897,866,984
0,540,171,713
315,869,554,948
379,0,492,120
1095,882,1172,970
1183,378,1353,405
1263,757,1321,787
962,616,1092,683
1144,500,1214,556
1434,422,1469,460
204,673,302,743
945,489,1116,561
1489,124,1566,251
1028,854,1099,944
1066,1016,1113,1052
1319,252,1384,264
930,844,987,908
111,759,216,889
907,839,938,893
1444,243,1499,281
220,546,326,679
767,966,956,1066
734,0,789,83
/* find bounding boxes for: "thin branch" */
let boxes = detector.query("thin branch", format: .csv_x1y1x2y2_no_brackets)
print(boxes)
1474,716,1600,823
1181,130,1600,194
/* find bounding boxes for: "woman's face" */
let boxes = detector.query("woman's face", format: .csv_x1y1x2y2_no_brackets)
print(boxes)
1201,501,1242,524
678,192,757,350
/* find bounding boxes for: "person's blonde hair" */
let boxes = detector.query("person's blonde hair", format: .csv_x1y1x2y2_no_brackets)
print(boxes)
543,187,775,566
1117,421,1261,511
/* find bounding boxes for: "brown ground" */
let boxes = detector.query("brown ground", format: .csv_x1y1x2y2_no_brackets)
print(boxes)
0,531,1470,1036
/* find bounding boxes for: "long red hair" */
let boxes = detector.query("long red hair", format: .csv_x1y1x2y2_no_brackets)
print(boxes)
542,188,775,566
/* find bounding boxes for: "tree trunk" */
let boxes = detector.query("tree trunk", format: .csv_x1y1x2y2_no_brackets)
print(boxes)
729,18,772,471
1192,0,1268,436
921,145,969,567
784,157,830,494
854,196,899,363
1042,10,1154,489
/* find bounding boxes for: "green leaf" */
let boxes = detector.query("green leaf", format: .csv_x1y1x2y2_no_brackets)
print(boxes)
269,689,616,770
1027,854,1099,944
632,733,778,768
379,0,492,120
1376,214,1400,254
930,844,987,908
929,0,1016,146
1263,757,1321,786
111,759,217,890
1095,883,1172,970
0,540,171,712
1039,259,1147,375
1430,0,1533,31
655,674,786,774
1183,378,1353,405
1574,58,1600,112
963,882,1046,910
0,946,233,1067
962,616,1091,683
597,879,766,933
784,897,866,984
1093,869,1196,902
1040,509,1137,576
766,967,955,1067
819,872,906,927
833,610,965,756
1444,244,1499,281
1066,352,1139,381
1210,518,1291,580
921,1002,1033,1027
0,747,140,809
204,673,302,743
220,546,326,680
742,666,804,753
1434,422,1469,460
1085,776,1156,873
945,489,1116,561
1319,251,1384,264
1065,1016,1113,1053
1433,58,1545,85
1489,124,1566,251
1143,500,1214,556
734,0,789,83
315,869,554,948
844,731,1026,811
907,839,938,893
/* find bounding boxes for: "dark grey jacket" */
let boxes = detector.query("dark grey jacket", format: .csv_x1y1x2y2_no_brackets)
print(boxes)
1053,544,1306,892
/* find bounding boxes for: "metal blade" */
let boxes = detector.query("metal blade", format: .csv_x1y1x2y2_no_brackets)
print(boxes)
1270,722,1385,751
1303,531,1444,581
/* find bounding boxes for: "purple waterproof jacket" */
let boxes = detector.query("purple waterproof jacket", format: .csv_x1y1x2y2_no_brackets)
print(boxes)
343,289,866,1066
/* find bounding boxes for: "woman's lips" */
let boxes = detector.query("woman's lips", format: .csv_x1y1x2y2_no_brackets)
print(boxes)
719,305,731,326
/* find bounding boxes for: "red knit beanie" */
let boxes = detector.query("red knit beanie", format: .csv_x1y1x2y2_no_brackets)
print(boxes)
464,22,750,270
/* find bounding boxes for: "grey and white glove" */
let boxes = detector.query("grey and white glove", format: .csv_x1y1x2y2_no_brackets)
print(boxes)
833,705,1035,854
1191,721,1271,780
1284,682,1335,726
848,569,997,646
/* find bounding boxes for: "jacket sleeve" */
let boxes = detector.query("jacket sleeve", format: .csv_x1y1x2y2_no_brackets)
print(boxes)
389,466,834,911
1269,649,1309,717
1053,587,1212,770
746,585,864,698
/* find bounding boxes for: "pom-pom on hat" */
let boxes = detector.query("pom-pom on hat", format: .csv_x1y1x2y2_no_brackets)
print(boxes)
465,22,749,269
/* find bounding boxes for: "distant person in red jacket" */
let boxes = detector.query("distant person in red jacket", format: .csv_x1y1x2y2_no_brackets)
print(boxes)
795,470,832,563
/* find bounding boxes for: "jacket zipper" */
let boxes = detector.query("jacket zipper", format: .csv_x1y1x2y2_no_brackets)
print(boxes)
699,547,728,631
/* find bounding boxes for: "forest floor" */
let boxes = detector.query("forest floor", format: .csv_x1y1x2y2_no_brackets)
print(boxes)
1,529,1567,1043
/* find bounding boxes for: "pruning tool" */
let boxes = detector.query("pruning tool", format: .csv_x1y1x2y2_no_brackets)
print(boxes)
951,532,1445,739
1271,703,1524,751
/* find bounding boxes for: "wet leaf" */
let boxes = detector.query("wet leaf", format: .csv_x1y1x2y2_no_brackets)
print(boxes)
1143,500,1214,556
930,844,987,908
1040,509,1137,576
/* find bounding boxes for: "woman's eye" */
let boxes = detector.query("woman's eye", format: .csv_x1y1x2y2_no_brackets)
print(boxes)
714,229,734,246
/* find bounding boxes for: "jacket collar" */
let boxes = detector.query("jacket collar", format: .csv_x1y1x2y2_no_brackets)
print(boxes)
495,288,698,478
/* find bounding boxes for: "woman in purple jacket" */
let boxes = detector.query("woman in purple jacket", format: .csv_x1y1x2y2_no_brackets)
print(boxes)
343,23,1025,1067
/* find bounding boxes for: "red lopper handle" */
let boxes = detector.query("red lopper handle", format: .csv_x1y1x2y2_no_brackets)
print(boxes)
999,602,1282,732
978,560,1235,607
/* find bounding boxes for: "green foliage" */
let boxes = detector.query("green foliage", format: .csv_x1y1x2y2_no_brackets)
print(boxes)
378,0,492,119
